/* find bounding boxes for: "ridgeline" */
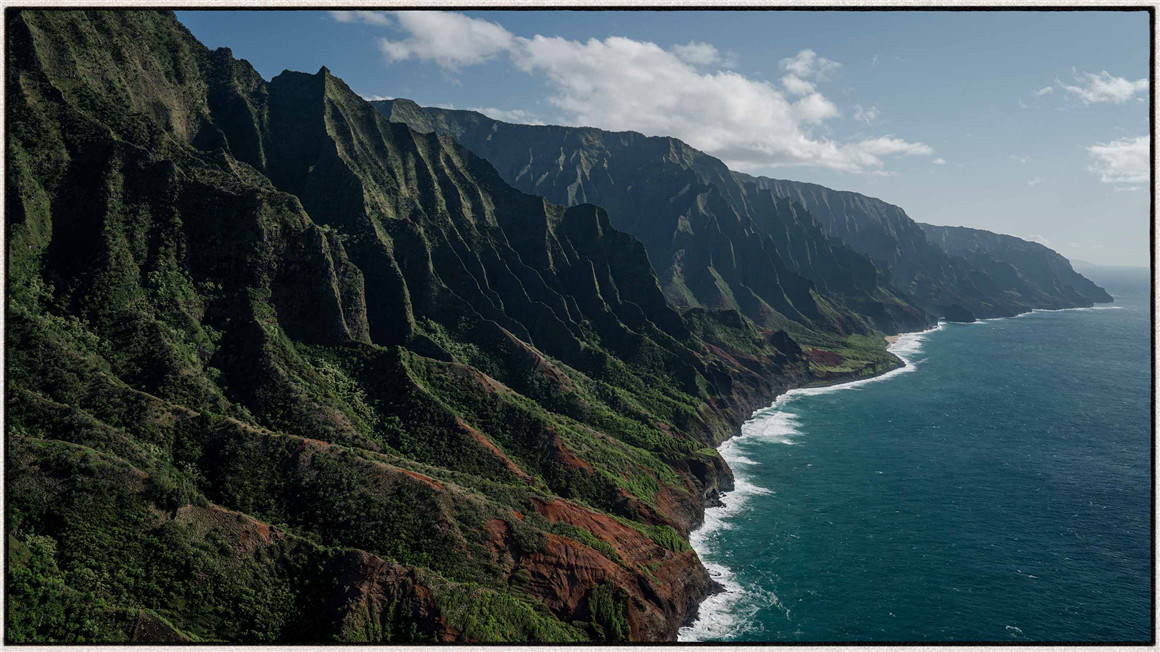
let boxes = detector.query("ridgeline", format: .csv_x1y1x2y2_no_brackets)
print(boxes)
5,9,1110,644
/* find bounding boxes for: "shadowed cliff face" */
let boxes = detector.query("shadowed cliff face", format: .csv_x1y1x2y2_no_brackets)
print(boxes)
918,223,1113,308
375,100,1110,327
6,9,858,643
736,174,1112,320
375,99,931,336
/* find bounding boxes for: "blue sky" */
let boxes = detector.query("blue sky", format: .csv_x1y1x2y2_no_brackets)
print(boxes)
177,10,1151,267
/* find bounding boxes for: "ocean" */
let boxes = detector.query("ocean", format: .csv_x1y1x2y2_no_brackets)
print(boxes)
679,266,1152,643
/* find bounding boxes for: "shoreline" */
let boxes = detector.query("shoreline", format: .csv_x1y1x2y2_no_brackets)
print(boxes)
676,293,1134,642
678,322,944,641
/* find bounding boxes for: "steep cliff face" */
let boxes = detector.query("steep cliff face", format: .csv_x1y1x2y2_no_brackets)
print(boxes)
737,174,1112,320
375,98,1108,326
375,100,929,335
8,10,869,643
918,223,1113,308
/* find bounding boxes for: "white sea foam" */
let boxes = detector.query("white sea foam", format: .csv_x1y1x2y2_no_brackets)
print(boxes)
1035,305,1122,312
678,322,943,642
677,556,784,642
973,304,1125,326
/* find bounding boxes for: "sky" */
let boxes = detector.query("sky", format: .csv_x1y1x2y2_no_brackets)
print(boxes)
177,9,1152,267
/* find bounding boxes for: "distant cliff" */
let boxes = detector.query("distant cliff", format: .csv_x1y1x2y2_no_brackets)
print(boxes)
919,224,1113,308
376,99,1110,326
737,174,1112,320
376,99,930,335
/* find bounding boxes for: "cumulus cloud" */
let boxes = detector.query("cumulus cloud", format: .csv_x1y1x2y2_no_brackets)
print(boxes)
932,158,946,165
778,49,840,80
1027,177,1042,186
1086,135,1148,184
378,11,515,70
1061,71,1148,104
672,41,721,66
329,10,392,27
780,74,816,96
1033,85,1054,97
853,104,880,124
1010,154,1031,164
355,12,935,173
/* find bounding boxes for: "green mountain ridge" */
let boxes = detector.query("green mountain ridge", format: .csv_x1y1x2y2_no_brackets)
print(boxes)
376,98,929,336
6,10,900,643
374,99,1111,325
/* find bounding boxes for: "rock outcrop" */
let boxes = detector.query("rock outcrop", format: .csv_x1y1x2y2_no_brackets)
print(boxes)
5,9,864,643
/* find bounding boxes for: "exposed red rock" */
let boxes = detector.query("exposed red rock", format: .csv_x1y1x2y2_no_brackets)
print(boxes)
330,550,459,642
522,497,713,641
455,417,534,482
397,467,445,491
546,427,593,473
806,347,845,367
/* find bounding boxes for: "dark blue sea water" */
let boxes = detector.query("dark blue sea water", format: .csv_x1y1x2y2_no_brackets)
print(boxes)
680,267,1152,643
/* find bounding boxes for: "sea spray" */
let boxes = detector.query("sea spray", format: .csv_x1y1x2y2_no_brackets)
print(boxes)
678,323,944,642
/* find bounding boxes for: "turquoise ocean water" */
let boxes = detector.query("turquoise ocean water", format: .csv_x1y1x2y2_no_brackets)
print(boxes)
679,266,1152,643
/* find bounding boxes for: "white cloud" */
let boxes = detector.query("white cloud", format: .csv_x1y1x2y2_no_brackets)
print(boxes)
672,41,720,66
469,106,545,125
853,137,933,157
1027,177,1042,186
370,13,934,173
1022,234,1051,247
329,11,391,27
1033,85,1054,96
780,74,816,96
778,49,840,80
512,36,928,172
853,104,880,124
1010,154,1031,164
1061,71,1148,104
378,11,514,70
1086,135,1148,184
932,158,946,165
361,93,394,101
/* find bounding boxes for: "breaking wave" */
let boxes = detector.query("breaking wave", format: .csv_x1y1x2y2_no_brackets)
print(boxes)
677,323,943,642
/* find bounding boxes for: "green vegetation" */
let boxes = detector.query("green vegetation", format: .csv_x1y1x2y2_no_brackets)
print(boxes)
5,9,901,643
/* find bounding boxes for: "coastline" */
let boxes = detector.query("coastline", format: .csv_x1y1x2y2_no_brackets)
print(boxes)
674,285,1144,642
677,322,945,641
675,300,1118,640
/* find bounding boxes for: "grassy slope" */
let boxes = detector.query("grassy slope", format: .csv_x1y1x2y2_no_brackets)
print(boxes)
5,9,899,643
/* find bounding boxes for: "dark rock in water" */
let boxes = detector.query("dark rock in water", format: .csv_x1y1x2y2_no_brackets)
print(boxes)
940,304,977,323
704,490,726,509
